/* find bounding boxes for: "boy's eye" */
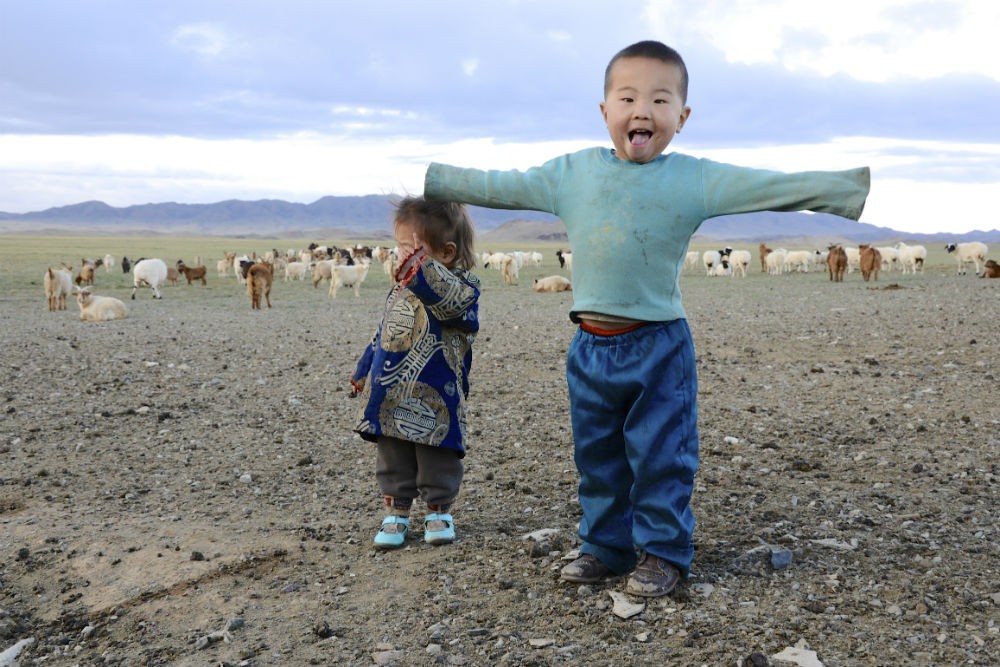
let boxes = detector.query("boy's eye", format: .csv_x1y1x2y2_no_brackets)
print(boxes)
621,96,634,103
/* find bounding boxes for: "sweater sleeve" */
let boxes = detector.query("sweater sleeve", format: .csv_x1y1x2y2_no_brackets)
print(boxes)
701,162,871,221
425,161,560,214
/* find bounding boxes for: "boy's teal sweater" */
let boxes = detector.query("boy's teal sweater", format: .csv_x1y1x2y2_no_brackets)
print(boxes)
426,147,870,322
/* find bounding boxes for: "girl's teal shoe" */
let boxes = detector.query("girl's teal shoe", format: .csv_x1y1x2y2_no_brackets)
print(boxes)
374,515,410,550
423,513,455,545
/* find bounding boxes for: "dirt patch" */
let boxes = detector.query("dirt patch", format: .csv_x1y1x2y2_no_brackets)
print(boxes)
1,265,998,666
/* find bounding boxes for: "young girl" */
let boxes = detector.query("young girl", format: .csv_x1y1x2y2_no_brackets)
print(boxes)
350,196,480,549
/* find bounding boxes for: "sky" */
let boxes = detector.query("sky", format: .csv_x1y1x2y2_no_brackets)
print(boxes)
1,0,999,234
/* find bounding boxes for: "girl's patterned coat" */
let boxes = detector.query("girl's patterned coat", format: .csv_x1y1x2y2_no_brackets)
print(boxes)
352,258,480,456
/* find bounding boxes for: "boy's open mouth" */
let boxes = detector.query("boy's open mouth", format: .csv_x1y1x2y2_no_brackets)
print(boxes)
629,130,652,146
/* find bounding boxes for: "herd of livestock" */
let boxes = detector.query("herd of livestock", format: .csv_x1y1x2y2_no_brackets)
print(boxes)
39,239,997,322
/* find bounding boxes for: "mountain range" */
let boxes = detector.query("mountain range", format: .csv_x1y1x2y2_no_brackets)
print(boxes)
1,195,997,245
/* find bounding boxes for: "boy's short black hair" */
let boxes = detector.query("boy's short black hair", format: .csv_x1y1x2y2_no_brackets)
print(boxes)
604,40,689,103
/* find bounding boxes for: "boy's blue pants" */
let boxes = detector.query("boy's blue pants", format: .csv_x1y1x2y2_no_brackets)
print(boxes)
566,319,698,577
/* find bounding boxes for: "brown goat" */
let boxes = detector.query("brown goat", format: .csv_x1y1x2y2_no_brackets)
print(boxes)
827,245,847,282
982,259,1000,278
758,243,772,273
176,261,207,285
74,260,95,286
247,262,273,309
859,244,882,282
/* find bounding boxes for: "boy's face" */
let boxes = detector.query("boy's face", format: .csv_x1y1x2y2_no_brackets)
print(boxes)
601,56,691,164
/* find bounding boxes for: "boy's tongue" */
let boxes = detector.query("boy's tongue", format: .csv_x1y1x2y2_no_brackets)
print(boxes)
630,131,651,147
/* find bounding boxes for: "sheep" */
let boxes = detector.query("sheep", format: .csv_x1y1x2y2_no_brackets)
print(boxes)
247,262,273,309
131,258,168,299
945,242,988,275
176,260,207,285
75,260,96,287
895,242,926,274
725,249,752,277
782,250,814,273
765,248,787,275
329,261,370,298
284,261,308,281
44,267,74,311
684,250,700,271
702,249,724,276
827,245,847,282
859,244,882,282
876,246,899,272
527,251,544,267
102,254,116,273
532,275,572,292
75,286,127,321
843,246,861,274
981,259,999,278
709,259,732,277
555,249,573,272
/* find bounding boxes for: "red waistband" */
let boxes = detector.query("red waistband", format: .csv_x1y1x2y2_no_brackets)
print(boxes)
579,321,648,336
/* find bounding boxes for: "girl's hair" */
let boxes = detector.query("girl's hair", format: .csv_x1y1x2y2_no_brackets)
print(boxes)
393,196,477,270
604,40,688,103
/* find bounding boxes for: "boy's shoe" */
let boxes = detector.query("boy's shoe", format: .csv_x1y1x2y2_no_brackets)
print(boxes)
374,515,410,550
625,553,680,597
560,553,613,583
423,513,455,545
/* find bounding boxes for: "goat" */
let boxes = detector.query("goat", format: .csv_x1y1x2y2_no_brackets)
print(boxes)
75,260,96,287
859,244,882,282
75,286,127,321
131,258,168,299
981,259,1000,279
758,243,772,273
827,245,847,282
44,267,73,311
247,262,273,309
532,275,572,292
329,262,370,298
176,260,207,285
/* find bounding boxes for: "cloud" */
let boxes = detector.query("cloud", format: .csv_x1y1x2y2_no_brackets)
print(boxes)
170,23,232,57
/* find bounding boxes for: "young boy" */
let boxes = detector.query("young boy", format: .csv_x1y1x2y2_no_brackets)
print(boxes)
423,40,870,596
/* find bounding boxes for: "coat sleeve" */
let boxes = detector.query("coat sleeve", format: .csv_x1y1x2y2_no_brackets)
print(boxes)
405,259,480,333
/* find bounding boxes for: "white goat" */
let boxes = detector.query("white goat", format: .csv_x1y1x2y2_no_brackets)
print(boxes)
44,267,74,311
284,261,308,281
945,242,988,275
532,275,572,292
329,262,370,298
131,258,168,299
76,286,128,321
102,254,116,273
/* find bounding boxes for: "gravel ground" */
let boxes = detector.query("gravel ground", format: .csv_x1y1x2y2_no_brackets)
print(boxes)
1,255,998,667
